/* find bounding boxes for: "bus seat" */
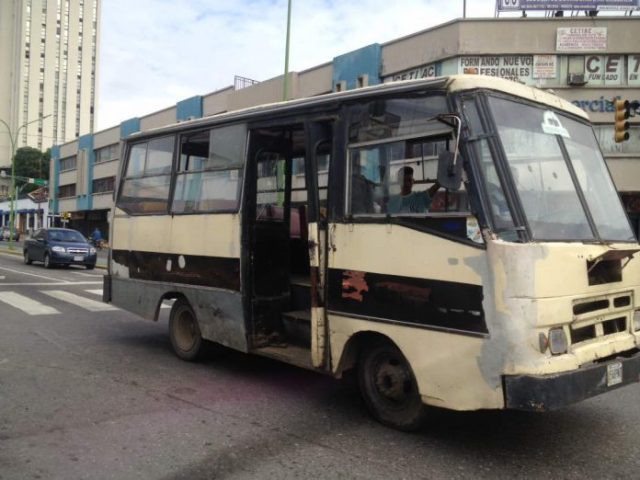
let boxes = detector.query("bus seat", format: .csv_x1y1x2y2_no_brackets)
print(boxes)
290,208,301,238
351,174,375,214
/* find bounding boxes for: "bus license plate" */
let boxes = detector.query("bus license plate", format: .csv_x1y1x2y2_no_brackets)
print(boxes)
607,362,622,387
73,255,84,261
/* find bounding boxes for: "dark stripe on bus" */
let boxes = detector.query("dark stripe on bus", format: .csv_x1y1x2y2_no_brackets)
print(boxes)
111,250,241,291
327,268,487,335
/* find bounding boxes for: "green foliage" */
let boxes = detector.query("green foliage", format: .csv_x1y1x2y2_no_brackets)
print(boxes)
13,147,49,193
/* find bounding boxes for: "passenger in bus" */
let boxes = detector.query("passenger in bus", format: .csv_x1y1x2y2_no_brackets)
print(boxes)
387,166,440,214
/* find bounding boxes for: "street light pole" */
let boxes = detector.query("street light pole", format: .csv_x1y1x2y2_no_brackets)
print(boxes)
283,0,292,101
0,114,50,250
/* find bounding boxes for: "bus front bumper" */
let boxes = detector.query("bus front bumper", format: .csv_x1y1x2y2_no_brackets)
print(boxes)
504,349,640,411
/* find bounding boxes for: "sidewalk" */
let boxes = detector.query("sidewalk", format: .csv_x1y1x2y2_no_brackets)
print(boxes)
0,240,108,269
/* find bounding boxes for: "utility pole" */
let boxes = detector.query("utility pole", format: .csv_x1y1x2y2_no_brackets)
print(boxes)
283,0,292,101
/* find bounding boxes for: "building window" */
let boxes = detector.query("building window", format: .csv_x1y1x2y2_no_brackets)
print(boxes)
95,144,119,163
594,125,640,155
59,156,77,171
59,184,76,198
92,176,115,194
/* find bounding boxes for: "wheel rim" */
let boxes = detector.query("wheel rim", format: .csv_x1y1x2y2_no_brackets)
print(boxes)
371,351,415,406
24,252,29,263
174,308,197,352
44,255,49,267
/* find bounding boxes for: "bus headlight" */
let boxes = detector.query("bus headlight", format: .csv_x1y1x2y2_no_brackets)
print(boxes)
51,246,66,253
634,310,640,332
549,328,568,355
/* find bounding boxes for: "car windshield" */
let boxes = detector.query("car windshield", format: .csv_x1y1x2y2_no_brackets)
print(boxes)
487,96,635,242
48,230,86,243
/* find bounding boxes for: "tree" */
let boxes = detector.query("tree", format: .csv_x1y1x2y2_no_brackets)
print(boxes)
13,147,50,193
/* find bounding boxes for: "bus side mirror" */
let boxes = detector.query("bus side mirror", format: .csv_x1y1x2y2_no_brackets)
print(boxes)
437,151,462,191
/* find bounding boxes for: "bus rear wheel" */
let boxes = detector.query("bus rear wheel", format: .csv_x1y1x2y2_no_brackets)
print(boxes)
169,299,203,361
358,341,426,431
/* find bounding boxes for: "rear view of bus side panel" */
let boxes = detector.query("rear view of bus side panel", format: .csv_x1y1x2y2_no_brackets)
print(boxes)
109,213,249,353
108,126,251,355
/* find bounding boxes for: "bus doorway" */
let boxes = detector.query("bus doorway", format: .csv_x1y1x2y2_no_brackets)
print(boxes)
244,120,332,369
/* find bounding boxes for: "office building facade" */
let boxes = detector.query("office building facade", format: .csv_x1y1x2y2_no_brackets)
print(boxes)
0,0,100,167
49,16,640,239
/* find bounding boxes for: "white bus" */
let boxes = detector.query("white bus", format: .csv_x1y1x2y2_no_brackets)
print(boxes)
105,75,640,430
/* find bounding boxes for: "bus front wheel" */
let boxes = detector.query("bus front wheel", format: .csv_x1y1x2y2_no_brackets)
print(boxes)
358,341,426,431
169,299,203,361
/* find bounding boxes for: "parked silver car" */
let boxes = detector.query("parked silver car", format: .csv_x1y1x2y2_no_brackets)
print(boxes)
0,226,20,241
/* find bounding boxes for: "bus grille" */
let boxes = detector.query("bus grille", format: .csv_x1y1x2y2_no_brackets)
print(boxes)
570,292,633,346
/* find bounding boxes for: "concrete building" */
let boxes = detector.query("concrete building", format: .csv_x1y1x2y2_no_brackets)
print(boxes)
0,0,100,166
49,15,640,239
0,188,49,235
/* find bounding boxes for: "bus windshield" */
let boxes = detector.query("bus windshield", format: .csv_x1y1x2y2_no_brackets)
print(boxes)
487,96,635,242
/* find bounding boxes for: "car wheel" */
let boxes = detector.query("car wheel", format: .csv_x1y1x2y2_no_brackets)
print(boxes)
85,264,95,270
358,340,426,431
43,253,53,269
169,298,203,361
23,250,32,265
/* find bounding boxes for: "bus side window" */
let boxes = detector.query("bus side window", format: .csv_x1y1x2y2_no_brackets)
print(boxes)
118,136,174,215
172,125,246,214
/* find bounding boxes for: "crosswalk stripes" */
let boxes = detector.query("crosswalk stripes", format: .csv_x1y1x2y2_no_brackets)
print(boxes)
0,288,175,316
0,291,60,315
41,290,119,312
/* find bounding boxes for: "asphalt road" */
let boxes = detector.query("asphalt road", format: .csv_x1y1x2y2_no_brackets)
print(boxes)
1,250,640,479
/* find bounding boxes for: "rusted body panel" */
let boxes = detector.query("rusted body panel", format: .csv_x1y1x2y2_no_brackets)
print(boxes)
110,277,248,352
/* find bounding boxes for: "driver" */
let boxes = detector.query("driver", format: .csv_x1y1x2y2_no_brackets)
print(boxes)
387,166,440,214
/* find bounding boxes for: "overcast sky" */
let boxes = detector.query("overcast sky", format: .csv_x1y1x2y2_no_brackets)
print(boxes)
96,0,518,130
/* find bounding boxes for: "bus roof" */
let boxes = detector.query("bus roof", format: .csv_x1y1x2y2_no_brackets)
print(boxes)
127,75,588,140
446,75,587,120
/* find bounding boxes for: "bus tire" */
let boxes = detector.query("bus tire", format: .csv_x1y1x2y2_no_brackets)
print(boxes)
358,341,426,431
169,299,203,361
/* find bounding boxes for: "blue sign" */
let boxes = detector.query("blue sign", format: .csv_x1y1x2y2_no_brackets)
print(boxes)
498,0,640,10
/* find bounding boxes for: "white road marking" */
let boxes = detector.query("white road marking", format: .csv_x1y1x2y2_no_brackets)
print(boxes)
85,289,103,295
0,265,67,282
41,290,119,312
71,271,102,277
0,292,60,315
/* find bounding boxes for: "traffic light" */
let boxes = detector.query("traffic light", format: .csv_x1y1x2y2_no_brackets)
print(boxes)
613,98,630,143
